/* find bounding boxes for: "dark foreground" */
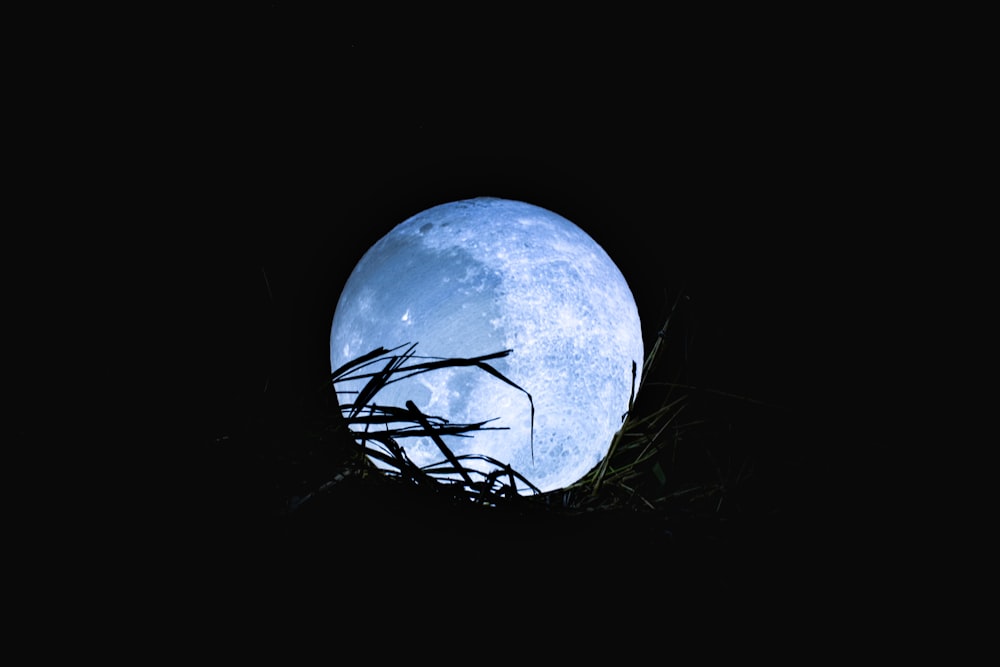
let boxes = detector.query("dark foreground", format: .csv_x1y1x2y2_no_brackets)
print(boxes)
158,377,844,627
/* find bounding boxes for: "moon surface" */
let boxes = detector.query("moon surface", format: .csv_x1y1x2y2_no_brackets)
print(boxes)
329,197,644,493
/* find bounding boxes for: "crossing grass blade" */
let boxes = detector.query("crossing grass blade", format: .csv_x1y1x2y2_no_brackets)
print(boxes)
405,399,475,487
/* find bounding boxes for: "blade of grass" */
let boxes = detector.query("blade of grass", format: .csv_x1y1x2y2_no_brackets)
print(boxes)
405,400,475,487
330,343,411,382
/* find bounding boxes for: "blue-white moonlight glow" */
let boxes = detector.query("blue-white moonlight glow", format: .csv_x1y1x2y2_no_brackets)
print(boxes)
329,197,644,493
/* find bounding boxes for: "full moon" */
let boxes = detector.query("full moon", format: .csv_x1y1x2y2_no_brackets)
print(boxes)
329,197,644,493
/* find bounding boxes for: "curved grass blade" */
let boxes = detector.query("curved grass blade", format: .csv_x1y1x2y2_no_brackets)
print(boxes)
330,344,396,381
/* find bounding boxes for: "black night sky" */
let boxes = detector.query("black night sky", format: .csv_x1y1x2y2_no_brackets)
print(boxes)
38,18,913,628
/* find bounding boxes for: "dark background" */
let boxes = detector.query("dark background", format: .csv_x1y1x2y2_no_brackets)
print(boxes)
159,39,897,601
153,29,906,595
9,11,920,628
181,46,892,441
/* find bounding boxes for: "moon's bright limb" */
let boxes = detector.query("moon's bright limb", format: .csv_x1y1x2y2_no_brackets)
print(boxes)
330,197,644,493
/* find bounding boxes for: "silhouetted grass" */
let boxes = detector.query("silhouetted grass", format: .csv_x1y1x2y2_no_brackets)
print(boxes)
282,285,780,525
190,277,822,610
326,342,540,503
